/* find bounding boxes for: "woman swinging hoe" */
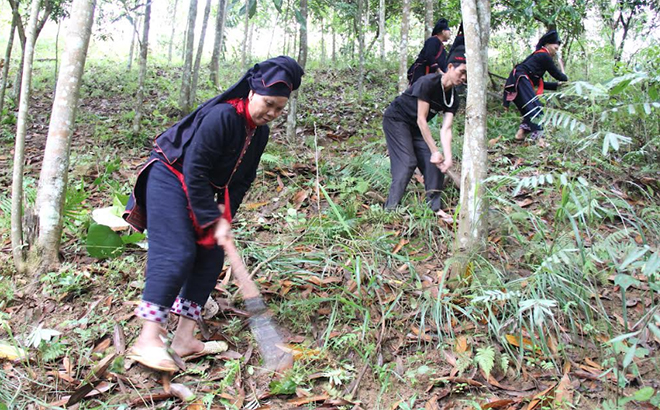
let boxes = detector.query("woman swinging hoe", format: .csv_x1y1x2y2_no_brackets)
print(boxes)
122,56,304,372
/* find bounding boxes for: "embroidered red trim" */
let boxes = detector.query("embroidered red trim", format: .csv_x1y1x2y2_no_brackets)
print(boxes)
226,98,256,131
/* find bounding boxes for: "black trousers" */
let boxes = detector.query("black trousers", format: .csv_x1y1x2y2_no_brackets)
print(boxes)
383,115,444,212
143,161,224,308
513,79,543,133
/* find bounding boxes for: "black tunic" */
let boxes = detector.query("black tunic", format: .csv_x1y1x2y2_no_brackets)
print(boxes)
125,104,268,232
385,73,460,125
407,37,448,85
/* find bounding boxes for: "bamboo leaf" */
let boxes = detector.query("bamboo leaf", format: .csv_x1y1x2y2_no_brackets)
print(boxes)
622,344,637,369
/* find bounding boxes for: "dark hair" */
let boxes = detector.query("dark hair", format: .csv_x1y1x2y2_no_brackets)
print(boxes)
432,18,450,36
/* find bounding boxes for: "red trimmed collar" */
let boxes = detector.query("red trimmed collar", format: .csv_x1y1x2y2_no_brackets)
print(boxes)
226,98,257,131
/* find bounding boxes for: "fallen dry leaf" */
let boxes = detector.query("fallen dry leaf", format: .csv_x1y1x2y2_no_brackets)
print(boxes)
0,340,27,361
482,399,517,409
287,394,330,405
554,374,573,408
505,334,536,351
455,336,468,354
392,238,409,255
525,383,557,410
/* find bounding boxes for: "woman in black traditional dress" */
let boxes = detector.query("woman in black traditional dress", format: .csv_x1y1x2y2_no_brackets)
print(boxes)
407,18,452,85
503,30,568,142
122,56,304,372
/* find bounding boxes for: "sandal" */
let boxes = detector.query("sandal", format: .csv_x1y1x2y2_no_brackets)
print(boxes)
126,345,178,372
183,341,229,361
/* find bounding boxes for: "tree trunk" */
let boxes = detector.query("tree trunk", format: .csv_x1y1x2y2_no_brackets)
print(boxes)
241,0,249,69
190,0,212,104
425,0,434,39
357,0,364,100
379,0,385,60
320,18,325,64
132,0,151,135
179,0,198,116
0,14,18,121
286,0,307,144
332,19,336,64
209,0,227,87
452,0,490,284
33,0,96,274
398,0,410,92
11,0,42,274
298,0,307,67
127,13,140,70
168,0,179,62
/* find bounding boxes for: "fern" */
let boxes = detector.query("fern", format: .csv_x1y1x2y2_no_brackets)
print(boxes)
259,152,281,165
40,341,66,362
475,346,495,378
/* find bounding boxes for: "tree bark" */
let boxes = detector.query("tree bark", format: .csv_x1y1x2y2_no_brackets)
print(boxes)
0,13,17,120
379,0,385,60
286,0,307,144
453,0,491,281
168,0,179,62
11,0,42,274
209,0,227,87
33,0,96,274
357,0,364,100
241,0,249,69
190,0,212,104
132,0,151,135
398,0,410,92
127,13,139,70
297,0,307,68
179,0,198,116
425,0,434,39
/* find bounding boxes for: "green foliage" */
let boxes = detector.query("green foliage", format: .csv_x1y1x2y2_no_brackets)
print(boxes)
474,346,495,378
86,223,124,259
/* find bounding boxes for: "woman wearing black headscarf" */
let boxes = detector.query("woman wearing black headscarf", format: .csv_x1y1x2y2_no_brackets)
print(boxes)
407,18,452,85
503,30,568,142
123,56,304,372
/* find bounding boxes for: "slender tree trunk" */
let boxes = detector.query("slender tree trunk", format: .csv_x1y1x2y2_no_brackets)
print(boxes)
332,20,336,64
0,14,18,120
320,18,325,64
357,0,364,100
179,0,198,115
53,19,61,94
286,0,307,143
398,0,410,92
241,0,249,69
33,0,96,274
132,0,151,135
11,0,41,274
379,0,385,60
190,0,212,104
453,0,491,281
168,0,179,62
209,0,227,86
425,0,434,39
298,0,307,67
127,14,139,70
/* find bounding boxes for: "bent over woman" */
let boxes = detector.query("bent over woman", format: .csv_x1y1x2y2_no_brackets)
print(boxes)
407,18,452,85
503,30,567,141
384,44,466,213
123,56,304,372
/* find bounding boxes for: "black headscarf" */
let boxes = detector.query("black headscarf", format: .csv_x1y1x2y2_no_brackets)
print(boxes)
535,30,561,50
447,22,465,66
154,56,304,161
432,18,450,36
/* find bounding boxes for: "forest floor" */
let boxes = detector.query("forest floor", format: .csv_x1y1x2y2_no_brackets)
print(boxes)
0,61,659,410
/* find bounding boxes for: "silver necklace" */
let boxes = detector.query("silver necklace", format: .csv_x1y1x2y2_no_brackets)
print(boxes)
441,82,454,107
